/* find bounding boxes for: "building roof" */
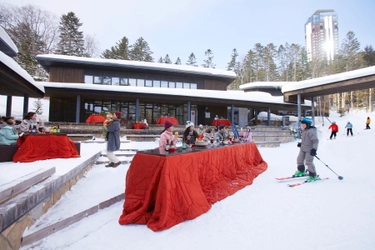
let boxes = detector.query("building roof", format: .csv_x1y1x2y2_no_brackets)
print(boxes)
36,54,237,83
240,82,294,90
0,51,45,97
0,26,18,57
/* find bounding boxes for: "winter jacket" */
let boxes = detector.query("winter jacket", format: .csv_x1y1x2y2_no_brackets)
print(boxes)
328,123,339,132
300,126,319,152
0,126,19,145
105,119,120,152
345,123,353,129
19,119,38,133
159,130,176,150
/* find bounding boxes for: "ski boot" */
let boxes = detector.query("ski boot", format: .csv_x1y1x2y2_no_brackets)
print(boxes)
306,175,319,182
293,171,306,177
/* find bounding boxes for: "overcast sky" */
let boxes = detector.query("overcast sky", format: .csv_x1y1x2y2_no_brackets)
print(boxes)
3,0,375,69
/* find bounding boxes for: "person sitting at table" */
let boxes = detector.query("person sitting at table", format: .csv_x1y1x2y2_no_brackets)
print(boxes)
103,111,121,168
215,124,229,143
183,122,198,145
0,118,24,145
19,112,39,133
244,126,253,142
159,120,176,151
197,124,205,134
214,115,219,120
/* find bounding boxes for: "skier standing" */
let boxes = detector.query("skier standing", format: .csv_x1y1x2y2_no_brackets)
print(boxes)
328,121,339,140
294,118,319,182
345,121,353,136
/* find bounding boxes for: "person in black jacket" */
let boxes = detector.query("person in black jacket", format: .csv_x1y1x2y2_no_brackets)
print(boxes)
183,122,198,145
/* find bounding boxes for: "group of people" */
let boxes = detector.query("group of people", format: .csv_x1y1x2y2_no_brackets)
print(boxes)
0,111,43,145
158,121,254,151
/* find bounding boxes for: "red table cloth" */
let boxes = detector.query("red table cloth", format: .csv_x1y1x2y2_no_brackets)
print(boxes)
119,142,267,231
156,117,179,125
212,119,231,126
86,114,106,124
13,134,80,163
133,123,148,129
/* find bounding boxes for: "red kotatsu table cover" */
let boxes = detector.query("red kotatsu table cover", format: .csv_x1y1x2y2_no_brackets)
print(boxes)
13,134,80,163
119,142,267,231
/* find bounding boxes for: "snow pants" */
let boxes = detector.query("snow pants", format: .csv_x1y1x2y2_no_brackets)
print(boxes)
297,150,316,175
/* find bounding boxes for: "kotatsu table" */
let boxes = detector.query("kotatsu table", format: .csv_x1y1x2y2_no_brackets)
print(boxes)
212,119,231,126
156,117,179,125
13,134,80,163
119,142,267,231
85,114,106,124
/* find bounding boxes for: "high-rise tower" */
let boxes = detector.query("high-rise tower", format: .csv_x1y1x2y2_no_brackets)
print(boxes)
305,10,339,61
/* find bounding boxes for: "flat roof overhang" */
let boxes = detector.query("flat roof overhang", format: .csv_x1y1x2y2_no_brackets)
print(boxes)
0,62,44,97
283,72,375,103
44,86,310,112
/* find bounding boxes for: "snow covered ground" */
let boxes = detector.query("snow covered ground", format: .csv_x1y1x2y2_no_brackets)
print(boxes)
8,110,375,250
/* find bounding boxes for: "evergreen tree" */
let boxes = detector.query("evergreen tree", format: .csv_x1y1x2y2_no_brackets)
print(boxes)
340,31,362,72
186,53,197,66
158,56,163,63
55,12,86,57
8,22,45,76
33,99,43,115
363,45,375,67
175,57,181,65
202,49,216,68
227,48,238,71
263,43,279,81
164,54,172,64
101,36,130,59
129,37,154,62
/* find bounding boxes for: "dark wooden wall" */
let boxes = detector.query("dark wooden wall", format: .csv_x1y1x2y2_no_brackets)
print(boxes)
50,67,84,83
203,79,228,90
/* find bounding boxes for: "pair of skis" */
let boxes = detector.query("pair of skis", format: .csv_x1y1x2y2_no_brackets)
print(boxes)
276,175,329,187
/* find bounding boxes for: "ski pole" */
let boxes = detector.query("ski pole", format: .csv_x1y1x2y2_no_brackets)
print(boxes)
315,155,343,180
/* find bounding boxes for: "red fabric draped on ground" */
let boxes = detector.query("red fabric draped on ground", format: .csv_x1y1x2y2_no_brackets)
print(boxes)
13,134,80,162
119,142,267,231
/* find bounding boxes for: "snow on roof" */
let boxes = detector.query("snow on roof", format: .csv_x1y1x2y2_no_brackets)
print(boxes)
37,82,309,106
240,81,294,90
0,50,45,93
36,54,237,79
0,26,18,56
282,66,375,93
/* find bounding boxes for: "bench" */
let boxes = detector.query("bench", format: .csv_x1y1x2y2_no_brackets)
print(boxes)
0,145,18,162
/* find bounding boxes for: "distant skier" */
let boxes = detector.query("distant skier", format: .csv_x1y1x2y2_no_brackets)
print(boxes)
345,121,353,136
366,117,371,129
328,121,339,140
293,118,319,182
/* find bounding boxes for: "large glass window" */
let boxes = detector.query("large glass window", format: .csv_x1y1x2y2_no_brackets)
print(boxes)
103,76,111,85
169,82,175,88
191,83,197,89
176,82,183,88
129,78,136,86
120,78,128,86
94,76,102,84
161,81,168,88
183,83,190,88
112,77,120,86
154,80,160,87
84,75,93,84
145,80,152,87
137,79,145,87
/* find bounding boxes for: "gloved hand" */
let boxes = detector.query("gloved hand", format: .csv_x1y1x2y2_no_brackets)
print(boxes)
297,142,301,147
310,149,317,156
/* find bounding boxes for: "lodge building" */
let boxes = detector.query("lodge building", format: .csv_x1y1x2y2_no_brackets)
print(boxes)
35,54,309,126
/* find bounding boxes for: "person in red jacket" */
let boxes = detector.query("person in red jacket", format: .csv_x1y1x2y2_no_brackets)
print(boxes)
328,121,339,140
